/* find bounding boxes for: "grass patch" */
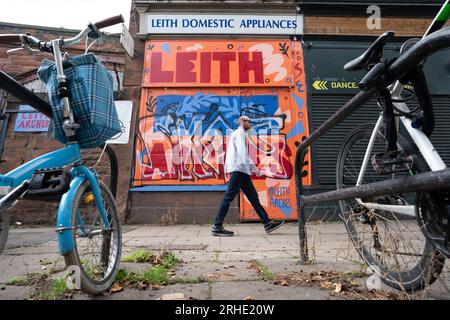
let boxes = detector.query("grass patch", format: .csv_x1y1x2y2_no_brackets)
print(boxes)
249,260,275,281
9,275,32,286
122,249,155,263
161,251,179,268
11,272,74,300
39,259,53,266
115,269,144,283
346,259,368,270
115,250,181,287
143,265,169,284
8,273,48,286
37,277,71,300
174,277,202,284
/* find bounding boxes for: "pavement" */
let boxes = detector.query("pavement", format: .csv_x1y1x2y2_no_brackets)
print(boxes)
0,221,449,300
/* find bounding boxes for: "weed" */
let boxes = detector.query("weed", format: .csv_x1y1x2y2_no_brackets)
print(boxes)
143,266,169,284
37,278,71,300
8,273,47,286
121,249,155,263
161,250,179,268
115,250,181,287
39,259,53,266
174,277,202,284
249,260,275,281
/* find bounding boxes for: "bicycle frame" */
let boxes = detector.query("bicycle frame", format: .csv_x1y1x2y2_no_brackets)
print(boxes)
355,83,448,218
355,1,450,217
0,142,111,255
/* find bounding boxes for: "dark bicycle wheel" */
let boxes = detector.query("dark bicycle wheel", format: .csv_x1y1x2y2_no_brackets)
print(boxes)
64,179,121,295
80,144,118,198
0,211,9,255
336,124,445,292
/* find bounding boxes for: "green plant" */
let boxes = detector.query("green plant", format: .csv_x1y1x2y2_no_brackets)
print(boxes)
161,250,179,268
39,259,53,266
121,249,154,263
9,275,30,286
115,269,144,283
174,277,201,284
115,251,181,286
143,266,169,284
251,260,275,281
8,273,47,286
36,277,71,300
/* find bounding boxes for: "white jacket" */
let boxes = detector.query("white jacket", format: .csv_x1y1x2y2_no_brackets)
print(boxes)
224,127,258,175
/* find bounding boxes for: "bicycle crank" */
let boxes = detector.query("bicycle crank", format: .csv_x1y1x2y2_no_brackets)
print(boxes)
371,150,414,175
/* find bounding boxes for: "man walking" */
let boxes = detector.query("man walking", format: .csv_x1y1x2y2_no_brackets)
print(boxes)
212,115,285,237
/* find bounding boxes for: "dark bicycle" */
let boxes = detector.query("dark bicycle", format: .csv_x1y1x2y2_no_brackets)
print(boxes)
296,0,450,292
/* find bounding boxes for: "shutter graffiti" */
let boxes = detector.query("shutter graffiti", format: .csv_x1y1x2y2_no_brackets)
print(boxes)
134,40,310,221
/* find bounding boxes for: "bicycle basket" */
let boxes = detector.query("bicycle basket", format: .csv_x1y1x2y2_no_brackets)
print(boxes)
37,53,121,149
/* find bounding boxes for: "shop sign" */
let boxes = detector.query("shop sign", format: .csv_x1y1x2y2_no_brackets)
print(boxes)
311,79,360,92
143,40,295,87
144,14,303,35
14,105,50,132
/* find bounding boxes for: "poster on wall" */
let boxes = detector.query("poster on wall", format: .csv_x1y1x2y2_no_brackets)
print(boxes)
134,40,310,221
107,100,133,144
14,105,50,132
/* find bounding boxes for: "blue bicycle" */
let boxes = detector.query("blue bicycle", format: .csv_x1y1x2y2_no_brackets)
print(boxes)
0,15,126,294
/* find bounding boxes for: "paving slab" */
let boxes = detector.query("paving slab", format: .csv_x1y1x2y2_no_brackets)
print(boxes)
0,285,32,300
77,283,211,300
1,222,449,300
210,280,340,300
174,261,260,282
0,253,65,284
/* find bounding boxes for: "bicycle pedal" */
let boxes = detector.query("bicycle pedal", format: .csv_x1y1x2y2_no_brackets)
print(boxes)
371,151,413,175
23,166,72,201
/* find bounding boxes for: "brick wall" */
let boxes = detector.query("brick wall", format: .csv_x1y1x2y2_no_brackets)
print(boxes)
304,16,447,37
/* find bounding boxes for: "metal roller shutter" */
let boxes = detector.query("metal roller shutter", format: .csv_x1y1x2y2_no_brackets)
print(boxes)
428,96,450,167
309,94,380,187
309,94,450,188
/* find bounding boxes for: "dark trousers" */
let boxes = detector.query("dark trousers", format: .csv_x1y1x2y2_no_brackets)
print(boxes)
215,171,270,226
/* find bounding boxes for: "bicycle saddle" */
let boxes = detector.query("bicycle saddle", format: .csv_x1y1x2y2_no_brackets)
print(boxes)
344,31,395,71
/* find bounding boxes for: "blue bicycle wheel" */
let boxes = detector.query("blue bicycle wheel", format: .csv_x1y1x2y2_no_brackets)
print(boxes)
64,179,122,295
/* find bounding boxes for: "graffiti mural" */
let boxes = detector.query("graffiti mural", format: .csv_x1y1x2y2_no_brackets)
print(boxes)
135,40,310,220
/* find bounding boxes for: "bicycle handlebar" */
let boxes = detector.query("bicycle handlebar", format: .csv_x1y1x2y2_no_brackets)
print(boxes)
356,26,450,93
385,26,450,85
0,14,124,49
93,14,124,30
0,34,22,45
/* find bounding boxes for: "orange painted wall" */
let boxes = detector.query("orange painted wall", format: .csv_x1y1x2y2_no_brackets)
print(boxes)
135,40,311,221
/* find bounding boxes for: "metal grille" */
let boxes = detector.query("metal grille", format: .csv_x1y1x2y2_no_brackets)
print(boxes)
309,94,450,187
